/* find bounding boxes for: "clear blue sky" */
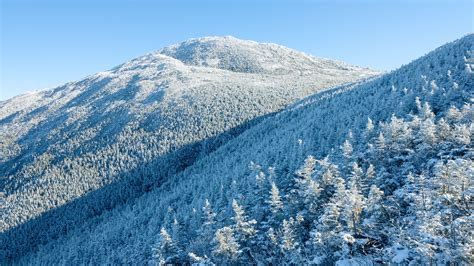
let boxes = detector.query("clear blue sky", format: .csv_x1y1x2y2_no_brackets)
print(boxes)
1,0,472,100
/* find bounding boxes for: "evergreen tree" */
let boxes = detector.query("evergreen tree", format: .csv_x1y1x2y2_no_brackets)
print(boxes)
420,118,437,145
365,117,375,138
268,182,284,217
349,162,368,195
232,199,257,240
214,227,240,261
195,199,216,256
452,124,470,145
314,177,346,258
446,106,463,122
293,155,321,215
342,139,353,159
153,227,181,264
366,164,375,180
231,199,257,262
436,118,451,142
375,132,386,153
343,176,366,236
363,185,385,239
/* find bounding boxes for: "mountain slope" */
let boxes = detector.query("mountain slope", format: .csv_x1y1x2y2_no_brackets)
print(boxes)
0,36,376,262
12,35,473,264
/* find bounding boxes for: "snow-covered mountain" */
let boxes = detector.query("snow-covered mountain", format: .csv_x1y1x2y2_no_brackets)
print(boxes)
5,34,472,264
0,36,377,262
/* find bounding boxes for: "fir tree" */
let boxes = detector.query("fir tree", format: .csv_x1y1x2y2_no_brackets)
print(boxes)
214,227,240,261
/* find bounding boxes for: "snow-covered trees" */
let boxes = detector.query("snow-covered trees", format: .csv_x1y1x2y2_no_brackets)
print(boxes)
268,182,283,215
293,155,321,215
342,139,353,159
11,35,473,265
152,228,182,264
192,100,473,264
214,227,240,260
231,199,257,243
2,36,374,263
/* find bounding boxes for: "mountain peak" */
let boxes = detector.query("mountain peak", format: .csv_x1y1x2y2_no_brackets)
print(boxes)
157,36,360,74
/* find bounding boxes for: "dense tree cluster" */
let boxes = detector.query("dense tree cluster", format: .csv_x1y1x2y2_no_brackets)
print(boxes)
4,35,473,264
1,37,370,262
151,100,472,264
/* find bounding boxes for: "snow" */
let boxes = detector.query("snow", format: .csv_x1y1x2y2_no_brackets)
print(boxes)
0,36,375,262
336,258,372,266
391,245,410,263
2,34,473,264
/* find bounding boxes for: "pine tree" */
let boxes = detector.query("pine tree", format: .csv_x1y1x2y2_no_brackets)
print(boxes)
214,226,240,260
349,162,367,194
294,155,321,215
250,169,269,222
195,199,216,256
421,102,435,120
386,114,412,151
436,118,451,142
314,177,346,257
446,106,463,122
375,132,386,153
341,139,353,159
232,199,257,239
153,227,181,264
344,173,366,236
230,199,257,262
366,117,375,138
279,217,303,264
452,124,470,145
318,157,340,187
280,218,297,252
268,182,283,216
420,118,437,145
415,96,422,112
171,217,185,252
203,199,216,227
364,185,385,239
366,164,375,180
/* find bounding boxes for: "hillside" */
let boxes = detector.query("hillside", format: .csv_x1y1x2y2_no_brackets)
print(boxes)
10,35,473,264
0,36,376,262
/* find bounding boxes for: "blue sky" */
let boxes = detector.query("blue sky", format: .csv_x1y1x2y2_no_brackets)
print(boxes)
1,0,472,100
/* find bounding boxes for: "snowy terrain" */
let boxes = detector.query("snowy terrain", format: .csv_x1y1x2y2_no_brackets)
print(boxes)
1,35,472,264
0,36,376,263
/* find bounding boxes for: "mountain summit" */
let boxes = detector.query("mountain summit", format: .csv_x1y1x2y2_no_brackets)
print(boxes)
159,36,360,74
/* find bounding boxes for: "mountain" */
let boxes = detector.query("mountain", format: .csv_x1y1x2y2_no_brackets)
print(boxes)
0,36,377,262
7,35,473,264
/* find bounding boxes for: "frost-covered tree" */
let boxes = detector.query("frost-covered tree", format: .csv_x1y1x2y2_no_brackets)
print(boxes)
232,199,257,240
194,199,216,256
446,106,463,122
214,227,240,261
153,228,181,264
293,155,321,215
268,182,283,216
420,118,437,145
365,164,375,180
341,139,353,159
375,132,386,153
365,117,375,138
344,176,366,236
363,185,385,238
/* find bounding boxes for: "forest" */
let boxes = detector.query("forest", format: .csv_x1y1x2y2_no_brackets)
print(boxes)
1,35,473,264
